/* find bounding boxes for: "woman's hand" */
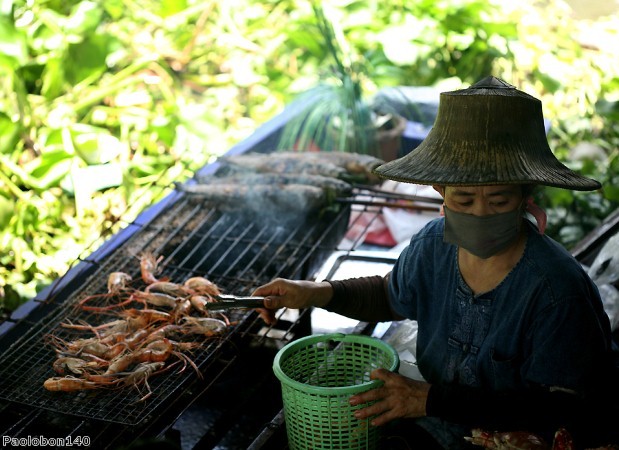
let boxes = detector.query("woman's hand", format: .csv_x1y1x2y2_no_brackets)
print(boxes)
349,369,430,426
251,278,333,325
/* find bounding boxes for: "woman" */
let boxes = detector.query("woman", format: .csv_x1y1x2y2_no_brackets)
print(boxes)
253,77,617,449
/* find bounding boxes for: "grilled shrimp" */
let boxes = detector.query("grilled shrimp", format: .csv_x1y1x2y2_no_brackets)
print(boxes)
77,292,135,312
99,331,129,346
124,328,151,349
105,339,172,375
79,353,111,370
53,357,96,375
119,308,171,325
140,253,163,285
60,317,149,336
74,272,133,312
105,352,136,375
121,362,166,402
145,324,181,341
169,340,200,352
183,277,221,297
172,298,192,320
135,339,173,363
72,341,126,360
44,376,108,392
45,253,231,398
179,317,227,336
122,362,166,386
131,291,178,309
466,429,550,449
145,281,192,297
189,295,215,315
107,272,133,294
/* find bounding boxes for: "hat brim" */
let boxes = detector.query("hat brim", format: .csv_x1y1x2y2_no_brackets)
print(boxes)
372,81,601,192
373,132,602,191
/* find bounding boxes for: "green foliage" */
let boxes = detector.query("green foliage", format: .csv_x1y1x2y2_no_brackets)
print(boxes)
539,95,619,248
277,3,384,154
1,0,618,312
0,0,252,312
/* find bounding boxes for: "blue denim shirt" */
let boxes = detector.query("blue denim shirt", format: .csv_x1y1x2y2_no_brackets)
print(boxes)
388,218,612,448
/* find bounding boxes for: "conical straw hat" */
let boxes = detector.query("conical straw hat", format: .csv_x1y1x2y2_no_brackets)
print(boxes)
373,77,601,191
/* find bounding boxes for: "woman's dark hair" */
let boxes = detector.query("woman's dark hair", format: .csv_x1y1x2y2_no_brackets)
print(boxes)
439,184,538,197
521,184,538,198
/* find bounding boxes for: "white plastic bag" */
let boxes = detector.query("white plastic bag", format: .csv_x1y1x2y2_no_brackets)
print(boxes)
588,233,619,286
384,319,426,381
380,182,442,245
598,283,619,332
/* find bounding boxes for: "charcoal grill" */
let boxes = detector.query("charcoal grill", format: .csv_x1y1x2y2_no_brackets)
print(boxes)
0,179,441,448
0,189,347,414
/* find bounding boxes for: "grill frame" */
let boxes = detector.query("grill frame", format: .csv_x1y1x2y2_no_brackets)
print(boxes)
0,184,442,448
0,90,440,448
0,192,352,427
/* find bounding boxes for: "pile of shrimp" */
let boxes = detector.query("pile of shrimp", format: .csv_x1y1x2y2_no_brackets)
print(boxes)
44,253,229,402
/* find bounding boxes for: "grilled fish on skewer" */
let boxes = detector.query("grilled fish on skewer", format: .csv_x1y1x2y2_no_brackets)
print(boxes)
195,173,353,197
217,151,384,184
277,151,384,183
177,183,329,214
219,152,347,179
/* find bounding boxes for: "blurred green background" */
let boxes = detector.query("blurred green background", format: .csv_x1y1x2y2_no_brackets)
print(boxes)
1,0,618,312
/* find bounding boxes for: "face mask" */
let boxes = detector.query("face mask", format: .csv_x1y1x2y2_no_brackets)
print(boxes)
443,206,522,259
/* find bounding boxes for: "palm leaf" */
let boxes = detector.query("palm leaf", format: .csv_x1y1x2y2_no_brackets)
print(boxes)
277,3,378,155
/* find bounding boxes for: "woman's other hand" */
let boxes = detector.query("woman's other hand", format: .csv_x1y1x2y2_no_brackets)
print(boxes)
349,369,430,426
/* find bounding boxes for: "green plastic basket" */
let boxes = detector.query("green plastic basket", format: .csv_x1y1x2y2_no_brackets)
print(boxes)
273,333,400,450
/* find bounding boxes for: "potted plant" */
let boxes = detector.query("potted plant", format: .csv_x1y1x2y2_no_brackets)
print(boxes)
277,4,408,161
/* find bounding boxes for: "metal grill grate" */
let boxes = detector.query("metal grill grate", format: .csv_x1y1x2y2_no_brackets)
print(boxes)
0,194,351,426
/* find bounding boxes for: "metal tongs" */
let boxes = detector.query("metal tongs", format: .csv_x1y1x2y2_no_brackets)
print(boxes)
203,294,265,310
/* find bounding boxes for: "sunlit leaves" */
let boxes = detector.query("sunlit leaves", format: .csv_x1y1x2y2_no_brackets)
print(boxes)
1,0,618,313
63,1,101,36
596,99,619,122
0,112,21,154
159,0,188,18
0,16,27,70
0,195,13,229
378,19,435,67
22,149,74,189
66,35,112,84
69,123,123,164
